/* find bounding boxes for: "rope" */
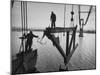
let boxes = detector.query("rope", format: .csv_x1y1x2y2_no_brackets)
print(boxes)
79,5,81,26
23,2,25,34
64,4,66,28
21,1,23,35
70,5,74,27
63,4,66,36
26,1,28,33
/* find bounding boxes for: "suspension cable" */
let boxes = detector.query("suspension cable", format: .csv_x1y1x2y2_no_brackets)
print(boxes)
63,4,66,36
26,2,28,34
21,1,23,35
84,6,92,25
64,4,66,28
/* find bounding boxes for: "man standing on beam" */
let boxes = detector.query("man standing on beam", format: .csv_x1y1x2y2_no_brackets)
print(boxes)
50,11,56,28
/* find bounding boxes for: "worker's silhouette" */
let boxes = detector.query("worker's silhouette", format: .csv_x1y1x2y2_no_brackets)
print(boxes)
24,31,38,52
50,11,56,28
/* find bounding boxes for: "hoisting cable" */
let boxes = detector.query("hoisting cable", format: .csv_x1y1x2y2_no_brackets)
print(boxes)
71,5,74,22
21,1,24,35
23,2,26,34
19,1,24,53
26,2,28,34
63,4,66,36
78,5,81,26
14,1,25,74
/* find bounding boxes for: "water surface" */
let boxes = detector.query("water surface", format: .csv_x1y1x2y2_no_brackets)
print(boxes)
11,31,96,72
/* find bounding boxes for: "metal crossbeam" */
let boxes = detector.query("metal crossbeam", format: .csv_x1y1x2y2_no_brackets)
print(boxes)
46,27,76,33
44,26,77,65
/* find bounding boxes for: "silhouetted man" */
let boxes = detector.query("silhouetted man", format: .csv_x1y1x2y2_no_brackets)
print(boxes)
50,11,56,28
24,31,38,51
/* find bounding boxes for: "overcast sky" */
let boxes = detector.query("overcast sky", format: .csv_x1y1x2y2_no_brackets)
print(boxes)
11,1,96,30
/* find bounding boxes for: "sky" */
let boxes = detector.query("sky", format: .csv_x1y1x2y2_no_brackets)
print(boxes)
11,1,96,30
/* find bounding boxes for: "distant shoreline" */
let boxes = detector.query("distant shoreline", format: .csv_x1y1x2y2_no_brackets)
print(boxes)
11,27,96,34
76,30,96,34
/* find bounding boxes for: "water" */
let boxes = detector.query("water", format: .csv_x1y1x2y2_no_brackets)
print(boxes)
11,31,96,72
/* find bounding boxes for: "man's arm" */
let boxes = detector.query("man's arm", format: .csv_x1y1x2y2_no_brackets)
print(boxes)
54,14,56,21
33,34,38,38
19,33,26,39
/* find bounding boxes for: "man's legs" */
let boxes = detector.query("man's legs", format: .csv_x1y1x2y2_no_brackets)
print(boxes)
51,22,53,28
29,42,32,50
54,22,55,28
25,42,28,52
